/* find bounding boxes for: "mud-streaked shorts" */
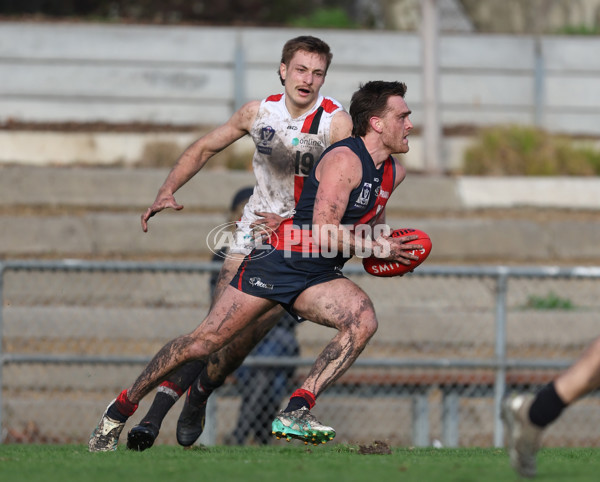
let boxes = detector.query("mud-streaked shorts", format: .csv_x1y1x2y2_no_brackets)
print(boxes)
230,244,346,312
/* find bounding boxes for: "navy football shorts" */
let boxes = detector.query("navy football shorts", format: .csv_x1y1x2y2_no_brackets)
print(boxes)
230,244,346,313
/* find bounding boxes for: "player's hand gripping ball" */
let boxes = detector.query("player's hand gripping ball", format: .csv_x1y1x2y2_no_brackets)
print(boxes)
362,228,432,277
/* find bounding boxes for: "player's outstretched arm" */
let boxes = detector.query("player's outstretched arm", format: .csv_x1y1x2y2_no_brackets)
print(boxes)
141,193,184,232
311,147,361,253
141,101,260,232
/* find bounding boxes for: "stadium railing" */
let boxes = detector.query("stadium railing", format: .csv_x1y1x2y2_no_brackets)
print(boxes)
1,260,599,446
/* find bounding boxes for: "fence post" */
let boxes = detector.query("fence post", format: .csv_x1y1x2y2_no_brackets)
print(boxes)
412,389,430,446
233,30,246,113
493,270,508,447
198,394,217,446
0,262,4,443
533,35,545,127
421,0,443,174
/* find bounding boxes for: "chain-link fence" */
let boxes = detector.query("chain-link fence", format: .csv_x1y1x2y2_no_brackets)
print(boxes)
1,260,600,447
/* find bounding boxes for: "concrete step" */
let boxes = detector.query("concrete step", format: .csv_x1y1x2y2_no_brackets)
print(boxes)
2,211,599,262
1,165,600,263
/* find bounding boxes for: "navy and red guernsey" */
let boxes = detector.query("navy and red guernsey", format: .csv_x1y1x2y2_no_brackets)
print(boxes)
272,135,396,267
231,136,396,309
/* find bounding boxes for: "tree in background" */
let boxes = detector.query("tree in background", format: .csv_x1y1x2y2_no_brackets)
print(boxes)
0,0,361,27
2,1,599,34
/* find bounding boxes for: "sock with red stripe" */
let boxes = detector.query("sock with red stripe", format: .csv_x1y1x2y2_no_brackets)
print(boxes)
188,368,223,406
139,360,207,429
107,389,138,422
283,389,316,413
139,381,185,429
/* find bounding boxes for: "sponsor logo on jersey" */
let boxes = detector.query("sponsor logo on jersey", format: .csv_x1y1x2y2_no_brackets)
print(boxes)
299,138,323,147
374,186,390,199
257,126,275,155
291,137,323,148
287,125,298,130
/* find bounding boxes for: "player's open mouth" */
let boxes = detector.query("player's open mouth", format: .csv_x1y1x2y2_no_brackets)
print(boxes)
298,88,311,95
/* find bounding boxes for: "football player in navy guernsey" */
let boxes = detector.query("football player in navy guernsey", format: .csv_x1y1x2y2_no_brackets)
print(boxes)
89,80,422,450
89,36,352,452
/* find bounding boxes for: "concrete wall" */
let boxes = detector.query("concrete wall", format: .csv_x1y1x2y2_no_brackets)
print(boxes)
2,21,600,136
2,165,599,264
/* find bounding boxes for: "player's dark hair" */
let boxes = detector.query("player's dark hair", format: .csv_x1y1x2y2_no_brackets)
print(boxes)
350,81,408,137
278,36,333,85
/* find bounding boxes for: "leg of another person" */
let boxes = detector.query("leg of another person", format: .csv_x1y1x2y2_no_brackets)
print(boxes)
503,336,600,477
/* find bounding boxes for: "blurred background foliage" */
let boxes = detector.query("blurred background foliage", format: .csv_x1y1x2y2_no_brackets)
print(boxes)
463,126,600,176
0,0,365,28
2,0,600,34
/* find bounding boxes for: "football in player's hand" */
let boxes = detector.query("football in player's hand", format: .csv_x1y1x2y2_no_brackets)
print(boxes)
362,228,432,277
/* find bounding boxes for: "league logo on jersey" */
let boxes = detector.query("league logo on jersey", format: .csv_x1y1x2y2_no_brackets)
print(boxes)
355,182,372,206
257,126,275,155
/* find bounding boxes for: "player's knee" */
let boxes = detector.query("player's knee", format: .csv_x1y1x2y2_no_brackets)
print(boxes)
184,339,208,361
185,334,224,361
359,315,378,341
347,312,377,345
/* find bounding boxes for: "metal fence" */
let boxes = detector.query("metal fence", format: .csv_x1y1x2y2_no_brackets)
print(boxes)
1,259,600,448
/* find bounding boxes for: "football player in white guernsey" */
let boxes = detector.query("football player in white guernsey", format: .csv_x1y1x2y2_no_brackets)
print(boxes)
88,36,352,453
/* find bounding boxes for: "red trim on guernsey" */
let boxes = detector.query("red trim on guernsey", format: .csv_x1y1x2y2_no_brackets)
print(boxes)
301,108,320,133
300,98,338,133
319,98,339,114
356,157,395,226
265,93,283,102
271,219,319,253
294,176,305,204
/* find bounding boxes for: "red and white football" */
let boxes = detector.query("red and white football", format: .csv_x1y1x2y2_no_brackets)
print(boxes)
362,228,432,277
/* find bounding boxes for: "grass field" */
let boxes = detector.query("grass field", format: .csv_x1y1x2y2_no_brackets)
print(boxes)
2,444,600,482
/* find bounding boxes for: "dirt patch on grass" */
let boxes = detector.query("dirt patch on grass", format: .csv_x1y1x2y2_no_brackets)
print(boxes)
358,440,392,455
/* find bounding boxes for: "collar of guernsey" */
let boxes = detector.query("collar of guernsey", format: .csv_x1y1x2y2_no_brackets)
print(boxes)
271,156,396,253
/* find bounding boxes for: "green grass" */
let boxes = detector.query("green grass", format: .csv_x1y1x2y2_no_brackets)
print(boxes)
2,444,600,481
525,291,575,310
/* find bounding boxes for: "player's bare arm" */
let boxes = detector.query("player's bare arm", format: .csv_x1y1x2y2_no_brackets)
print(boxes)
141,101,261,232
312,148,362,252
